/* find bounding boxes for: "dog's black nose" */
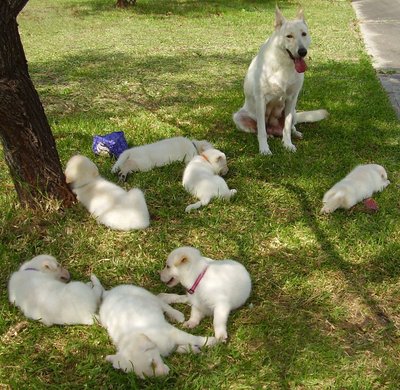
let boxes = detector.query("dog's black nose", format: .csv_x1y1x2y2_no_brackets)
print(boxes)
298,47,307,58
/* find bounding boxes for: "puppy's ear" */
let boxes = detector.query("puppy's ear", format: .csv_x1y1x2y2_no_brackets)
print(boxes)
296,8,305,21
174,255,188,267
64,172,72,184
42,261,52,270
275,5,286,30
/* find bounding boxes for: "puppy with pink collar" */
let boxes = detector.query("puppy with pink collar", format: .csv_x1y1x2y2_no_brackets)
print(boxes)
159,246,251,341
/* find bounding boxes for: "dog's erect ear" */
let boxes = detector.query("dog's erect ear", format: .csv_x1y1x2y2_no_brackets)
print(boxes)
296,8,305,21
275,5,286,30
174,255,188,267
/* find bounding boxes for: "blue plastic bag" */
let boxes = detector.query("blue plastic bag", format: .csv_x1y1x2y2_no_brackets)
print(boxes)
92,131,129,159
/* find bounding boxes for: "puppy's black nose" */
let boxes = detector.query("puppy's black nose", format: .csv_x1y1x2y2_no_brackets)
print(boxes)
298,47,307,58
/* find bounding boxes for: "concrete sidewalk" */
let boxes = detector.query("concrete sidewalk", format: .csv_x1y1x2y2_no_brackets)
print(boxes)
352,0,400,118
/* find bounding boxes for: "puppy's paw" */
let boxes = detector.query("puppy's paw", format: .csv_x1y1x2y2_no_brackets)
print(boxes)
176,344,202,354
118,172,127,182
320,205,333,214
230,189,237,197
183,319,199,329
215,330,228,342
168,309,185,323
204,336,218,347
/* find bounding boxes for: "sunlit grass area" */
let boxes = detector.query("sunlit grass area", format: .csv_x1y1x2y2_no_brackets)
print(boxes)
1,0,399,388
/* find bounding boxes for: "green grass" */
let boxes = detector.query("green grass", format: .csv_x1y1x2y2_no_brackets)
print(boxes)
1,0,400,388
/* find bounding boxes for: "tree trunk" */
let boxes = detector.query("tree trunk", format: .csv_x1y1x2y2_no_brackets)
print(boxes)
0,0,75,208
116,0,136,8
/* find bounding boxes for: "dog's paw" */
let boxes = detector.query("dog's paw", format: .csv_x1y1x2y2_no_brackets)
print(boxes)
183,320,199,329
215,330,228,342
259,147,272,155
204,336,218,347
283,142,297,152
292,129,303,139
169,309,185,323
176,344,202,354
320,205,333,214
118,172,127,182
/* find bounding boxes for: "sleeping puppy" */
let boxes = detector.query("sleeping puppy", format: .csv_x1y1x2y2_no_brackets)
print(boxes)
321,164,390,213
8,255,104,326
159,246,252,341
182,148,237,212
111,136,213,180
65,155,150,230
99,285,217,378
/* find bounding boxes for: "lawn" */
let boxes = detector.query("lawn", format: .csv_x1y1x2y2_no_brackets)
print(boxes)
1,0,399,388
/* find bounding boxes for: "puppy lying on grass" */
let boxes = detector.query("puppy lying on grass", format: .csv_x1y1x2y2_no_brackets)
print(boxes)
65,155,150,230
8,255,104,326
159,246,251,341
182,148,237,212
99,284,217,378
321,164,390,213
111,136,212,180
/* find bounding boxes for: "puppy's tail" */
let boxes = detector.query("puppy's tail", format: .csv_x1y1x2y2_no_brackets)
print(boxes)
90,274,105,302
295,109,329,124
185,198,211,212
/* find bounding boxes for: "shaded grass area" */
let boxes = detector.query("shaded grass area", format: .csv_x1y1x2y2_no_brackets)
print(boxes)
1,0,399,388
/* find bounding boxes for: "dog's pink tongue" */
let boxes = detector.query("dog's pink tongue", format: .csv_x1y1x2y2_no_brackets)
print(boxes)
295,57,307,73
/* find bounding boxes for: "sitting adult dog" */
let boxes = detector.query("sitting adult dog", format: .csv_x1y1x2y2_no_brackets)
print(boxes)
65,155,150,231
159,246,252,341
99,285,217,378
233,7,328,155
321,164,390,213
8,255,104,326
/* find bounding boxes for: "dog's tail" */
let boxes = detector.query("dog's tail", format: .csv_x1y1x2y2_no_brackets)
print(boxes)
295,109,329,124
90,274,105,302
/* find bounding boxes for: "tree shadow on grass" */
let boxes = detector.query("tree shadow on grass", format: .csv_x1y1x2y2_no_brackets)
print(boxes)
283,183,394,328
28,48,399,159
67,0,291,17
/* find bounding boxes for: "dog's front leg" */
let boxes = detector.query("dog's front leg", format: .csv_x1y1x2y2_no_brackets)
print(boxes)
158,293,189,305
255,95,271,155
282,98,297,152
213,303,231,342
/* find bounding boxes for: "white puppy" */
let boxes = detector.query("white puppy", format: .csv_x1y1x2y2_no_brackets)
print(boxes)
182,148,237,212
65,155,150,231
159,247,252,341
8,255,104,326
111,136,213,180
321,164,390,213
99,284,217,378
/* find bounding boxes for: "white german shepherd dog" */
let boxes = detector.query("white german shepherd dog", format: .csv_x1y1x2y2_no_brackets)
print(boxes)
233,7,328,155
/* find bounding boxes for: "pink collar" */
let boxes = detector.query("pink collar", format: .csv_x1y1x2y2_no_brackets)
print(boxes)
187,266,208,295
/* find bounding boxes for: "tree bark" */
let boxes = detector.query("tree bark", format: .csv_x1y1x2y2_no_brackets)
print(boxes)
0,0,75,208
116,0,136,8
